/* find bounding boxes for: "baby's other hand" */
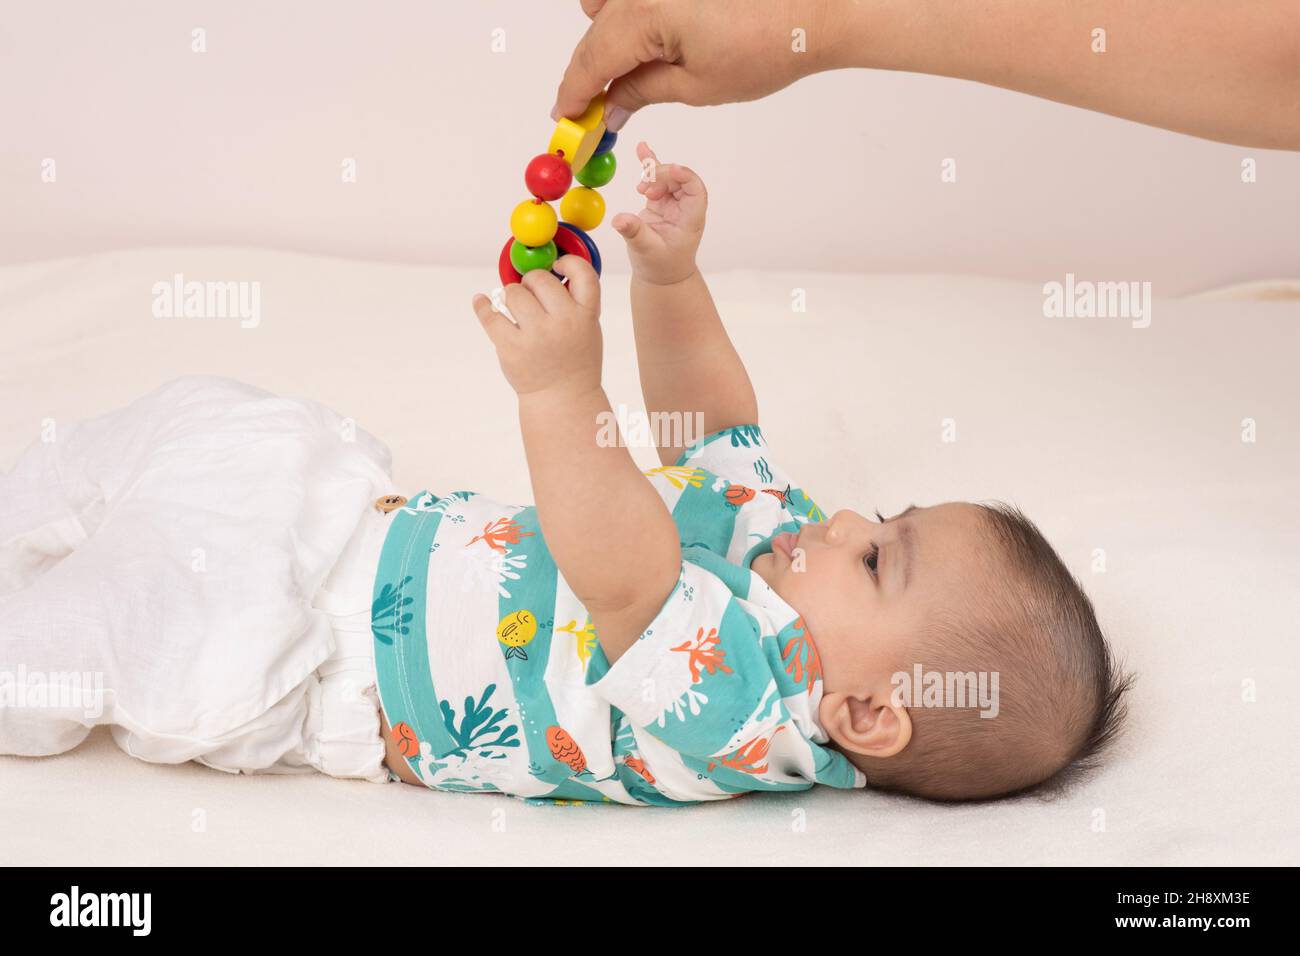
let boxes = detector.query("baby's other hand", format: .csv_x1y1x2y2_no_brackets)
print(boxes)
472,256,603,397
612,142,705,286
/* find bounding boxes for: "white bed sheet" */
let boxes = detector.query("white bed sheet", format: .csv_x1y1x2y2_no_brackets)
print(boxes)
1,247,1297,865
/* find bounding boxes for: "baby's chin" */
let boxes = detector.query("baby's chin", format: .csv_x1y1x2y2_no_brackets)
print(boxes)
749,551,789,597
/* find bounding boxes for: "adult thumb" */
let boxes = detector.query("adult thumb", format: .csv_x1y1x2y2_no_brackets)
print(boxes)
604,60,696,130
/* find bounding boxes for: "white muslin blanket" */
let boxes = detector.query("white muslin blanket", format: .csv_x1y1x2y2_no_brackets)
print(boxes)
0,376,392,774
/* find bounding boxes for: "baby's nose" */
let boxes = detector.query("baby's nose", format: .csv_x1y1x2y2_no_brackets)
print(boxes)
826,510,857,540
827,509,870,541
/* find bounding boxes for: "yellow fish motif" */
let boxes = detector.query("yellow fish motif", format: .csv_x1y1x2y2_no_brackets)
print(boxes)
497,609,537,660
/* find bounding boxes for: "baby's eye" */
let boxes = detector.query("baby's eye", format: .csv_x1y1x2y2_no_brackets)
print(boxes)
864,544,879,577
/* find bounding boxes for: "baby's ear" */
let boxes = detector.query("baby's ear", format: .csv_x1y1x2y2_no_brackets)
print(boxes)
820,689,913,759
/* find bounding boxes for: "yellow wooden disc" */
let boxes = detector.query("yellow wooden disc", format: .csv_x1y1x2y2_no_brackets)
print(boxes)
547,92,607,173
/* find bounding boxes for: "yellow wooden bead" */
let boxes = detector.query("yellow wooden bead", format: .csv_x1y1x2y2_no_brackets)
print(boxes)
560,187,605,231
510,199,558,247
548,92,607,173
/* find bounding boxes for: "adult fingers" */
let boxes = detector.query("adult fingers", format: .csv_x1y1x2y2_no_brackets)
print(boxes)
553,0,675,126
606,58,709,120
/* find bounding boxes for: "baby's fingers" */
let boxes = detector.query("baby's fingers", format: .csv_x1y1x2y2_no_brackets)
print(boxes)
472,292,515,347
634,139,661,175
639,159,705,210
658,163,706,203
612,211,655,254
551,255,601,313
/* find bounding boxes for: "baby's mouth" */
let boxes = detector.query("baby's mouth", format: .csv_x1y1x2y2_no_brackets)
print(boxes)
772,531,799,559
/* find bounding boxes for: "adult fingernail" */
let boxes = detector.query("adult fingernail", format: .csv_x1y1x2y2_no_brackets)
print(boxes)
604,105,630,131
550,102,561,121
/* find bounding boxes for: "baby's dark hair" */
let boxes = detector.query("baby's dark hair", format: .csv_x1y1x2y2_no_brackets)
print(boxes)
851,502,1133,802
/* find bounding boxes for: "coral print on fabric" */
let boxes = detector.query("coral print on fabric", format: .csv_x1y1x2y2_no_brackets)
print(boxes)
371,427,866,805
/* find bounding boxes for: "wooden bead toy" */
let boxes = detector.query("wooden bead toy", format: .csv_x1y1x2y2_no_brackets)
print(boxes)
554,223,596,272
548,92,608,175
563,222,602,276
524,153,572,201
499,92,618,286
559,186,605,231
510,239,557,275
498,224,598,286
575,150,616,188
510,198,558,247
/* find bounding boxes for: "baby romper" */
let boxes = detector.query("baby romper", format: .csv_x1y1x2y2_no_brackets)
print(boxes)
0,376,392,780
372,424,867,803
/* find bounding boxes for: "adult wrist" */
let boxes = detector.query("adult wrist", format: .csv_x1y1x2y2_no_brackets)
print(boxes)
813,0,915,74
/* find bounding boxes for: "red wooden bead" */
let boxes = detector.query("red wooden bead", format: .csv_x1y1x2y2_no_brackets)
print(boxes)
525,152,573,201
498,236,522,285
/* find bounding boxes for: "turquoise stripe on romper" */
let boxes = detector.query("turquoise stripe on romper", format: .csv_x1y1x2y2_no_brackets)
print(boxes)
674,424,763,468
647,594,776,759
371,496,460,772
676,547,833,793
495,506,571,787
669,468,740,555
687,554,860,792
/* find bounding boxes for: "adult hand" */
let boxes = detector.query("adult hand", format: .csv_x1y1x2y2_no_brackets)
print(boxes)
553,0,846,131
555,0,1299,151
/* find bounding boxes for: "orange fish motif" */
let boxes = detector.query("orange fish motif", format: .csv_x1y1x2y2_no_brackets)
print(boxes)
467,516,535,553
546,725,587,773
723,484,755,508
761,485,791,505
391,721,420,758
671,626,733,683
624,756,656,784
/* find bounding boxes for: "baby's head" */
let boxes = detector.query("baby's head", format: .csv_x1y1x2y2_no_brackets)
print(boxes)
751,502,1131,801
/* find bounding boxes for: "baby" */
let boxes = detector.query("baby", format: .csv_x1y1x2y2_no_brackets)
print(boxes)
0,143,1129,805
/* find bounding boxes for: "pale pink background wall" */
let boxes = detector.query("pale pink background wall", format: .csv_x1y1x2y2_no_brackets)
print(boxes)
2,1,1296,294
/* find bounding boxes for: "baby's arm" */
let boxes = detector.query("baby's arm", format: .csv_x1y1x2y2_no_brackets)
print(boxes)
631,272,758,465
472,259,680,665
612,144,758,466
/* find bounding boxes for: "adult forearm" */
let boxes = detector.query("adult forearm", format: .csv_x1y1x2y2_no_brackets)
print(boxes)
517,384,680,613
835,0,1300,149
631,271,759,462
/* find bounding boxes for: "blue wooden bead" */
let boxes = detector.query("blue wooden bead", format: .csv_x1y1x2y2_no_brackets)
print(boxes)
594,128,617,156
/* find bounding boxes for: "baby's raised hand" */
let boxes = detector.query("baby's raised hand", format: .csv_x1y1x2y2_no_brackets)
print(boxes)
612,142,706,286
472,255,603,397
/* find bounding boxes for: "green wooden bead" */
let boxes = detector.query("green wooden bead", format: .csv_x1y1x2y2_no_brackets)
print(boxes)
510,239,557,274
575,150,617,188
